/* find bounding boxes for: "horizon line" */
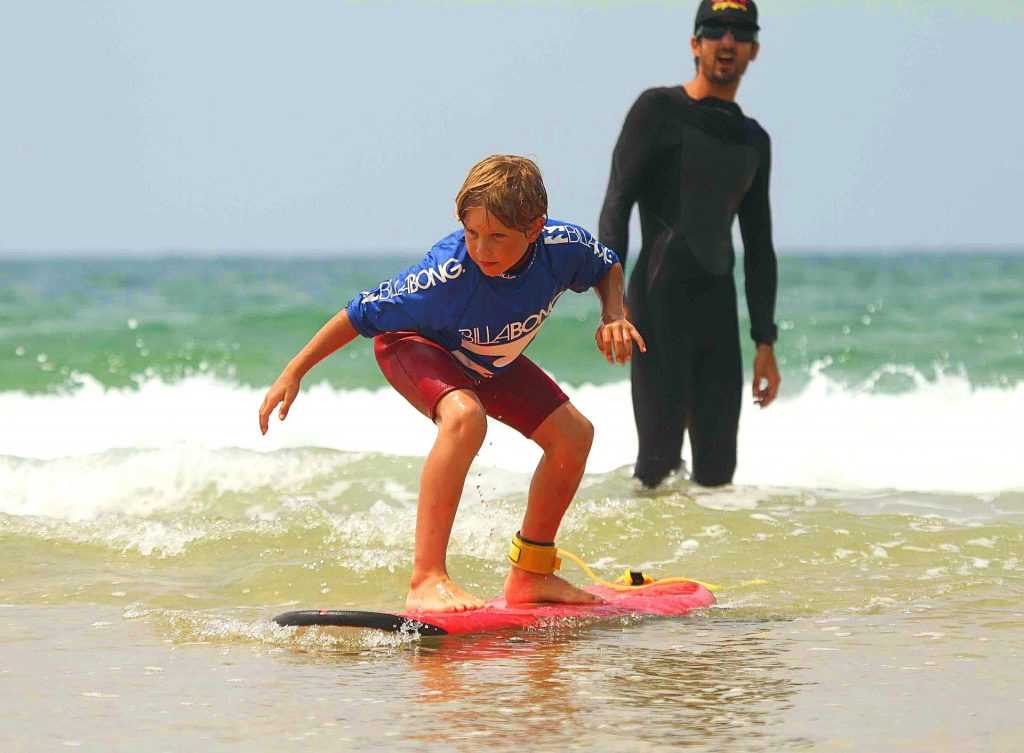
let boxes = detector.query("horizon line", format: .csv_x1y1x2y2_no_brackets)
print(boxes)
2,245,1023,259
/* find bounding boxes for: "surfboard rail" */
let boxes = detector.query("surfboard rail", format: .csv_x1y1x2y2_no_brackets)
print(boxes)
273,580,715,636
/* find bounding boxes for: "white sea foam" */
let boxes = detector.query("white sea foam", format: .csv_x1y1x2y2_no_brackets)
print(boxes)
0,369,1021,511
734,367,1024,494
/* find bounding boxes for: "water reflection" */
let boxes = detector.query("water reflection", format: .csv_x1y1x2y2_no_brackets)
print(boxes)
394,614,808,752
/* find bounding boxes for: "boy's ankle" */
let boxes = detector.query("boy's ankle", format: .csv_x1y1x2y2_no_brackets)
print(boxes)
408,569,449,590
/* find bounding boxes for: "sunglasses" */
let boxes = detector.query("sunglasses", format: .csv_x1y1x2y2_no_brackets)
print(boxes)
696,23,759,43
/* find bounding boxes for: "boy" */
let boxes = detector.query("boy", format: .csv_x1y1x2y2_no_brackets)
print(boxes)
258,155,645,613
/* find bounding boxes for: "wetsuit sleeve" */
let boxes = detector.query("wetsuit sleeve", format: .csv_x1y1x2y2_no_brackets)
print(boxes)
598,89,665,272
737,128,779,346
345,253,462,337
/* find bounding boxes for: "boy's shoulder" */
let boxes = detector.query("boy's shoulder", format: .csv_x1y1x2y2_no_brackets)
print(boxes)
539,218,596,247
359,230,469,305
405,227,471,281
425,226,468,260
536,218,614,274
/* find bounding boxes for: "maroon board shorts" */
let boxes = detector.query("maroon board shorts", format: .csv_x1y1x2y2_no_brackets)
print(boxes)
373,332,568,438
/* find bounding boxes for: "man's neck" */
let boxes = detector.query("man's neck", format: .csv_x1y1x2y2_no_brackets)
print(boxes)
684,75,740,103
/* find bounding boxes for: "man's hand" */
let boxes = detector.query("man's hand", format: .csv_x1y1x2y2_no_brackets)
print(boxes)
596,318,647,364
259,372,302,435
752,344,780,408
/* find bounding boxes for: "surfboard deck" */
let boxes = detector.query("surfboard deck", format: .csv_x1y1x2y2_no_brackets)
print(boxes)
274,580,715,636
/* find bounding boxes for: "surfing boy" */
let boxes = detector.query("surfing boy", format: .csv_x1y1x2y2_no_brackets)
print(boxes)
258,155,645,613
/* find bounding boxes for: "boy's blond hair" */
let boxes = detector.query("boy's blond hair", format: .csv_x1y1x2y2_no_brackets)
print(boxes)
455,155,548,233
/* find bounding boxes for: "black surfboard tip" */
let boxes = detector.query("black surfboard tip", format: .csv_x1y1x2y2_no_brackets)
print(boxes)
274,609,449,636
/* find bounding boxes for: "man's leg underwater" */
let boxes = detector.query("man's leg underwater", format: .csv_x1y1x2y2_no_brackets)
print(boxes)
688,358,741,486
631,350,691,487
627,257,693,487
688,280,743,487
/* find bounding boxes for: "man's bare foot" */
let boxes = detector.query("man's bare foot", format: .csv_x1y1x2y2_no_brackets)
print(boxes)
504,567,605,606
405,573,488,613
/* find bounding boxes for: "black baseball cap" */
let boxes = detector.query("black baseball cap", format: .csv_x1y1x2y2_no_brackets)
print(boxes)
694,0,760,32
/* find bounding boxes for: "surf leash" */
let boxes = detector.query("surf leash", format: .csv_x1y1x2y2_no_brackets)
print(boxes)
556,547,766,594
507,533,765,593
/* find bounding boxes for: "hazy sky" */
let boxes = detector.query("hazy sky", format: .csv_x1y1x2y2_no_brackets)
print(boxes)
2,0,1022,253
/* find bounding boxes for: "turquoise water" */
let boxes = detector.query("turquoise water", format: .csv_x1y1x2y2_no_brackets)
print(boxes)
3,253,1021,394
1,252,1022,752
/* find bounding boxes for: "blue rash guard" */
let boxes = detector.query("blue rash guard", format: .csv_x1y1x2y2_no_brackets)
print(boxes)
346,220,618,379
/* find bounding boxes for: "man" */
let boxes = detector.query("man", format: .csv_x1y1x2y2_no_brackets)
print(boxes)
599,0,780,488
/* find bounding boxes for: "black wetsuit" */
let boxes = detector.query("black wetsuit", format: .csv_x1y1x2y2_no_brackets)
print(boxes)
599,86,778,487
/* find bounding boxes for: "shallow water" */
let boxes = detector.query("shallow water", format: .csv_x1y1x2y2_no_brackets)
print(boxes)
3,595,1021,752
1,254,1022,750
2,476,1022,751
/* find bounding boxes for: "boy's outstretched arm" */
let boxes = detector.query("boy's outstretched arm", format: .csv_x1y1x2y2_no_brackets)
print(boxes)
593,263,646,365
258,309,359,434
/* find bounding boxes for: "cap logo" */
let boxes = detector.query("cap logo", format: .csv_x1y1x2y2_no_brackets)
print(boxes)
711,1,749,11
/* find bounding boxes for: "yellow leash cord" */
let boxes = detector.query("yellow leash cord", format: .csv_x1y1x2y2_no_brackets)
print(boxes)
556,548,767,594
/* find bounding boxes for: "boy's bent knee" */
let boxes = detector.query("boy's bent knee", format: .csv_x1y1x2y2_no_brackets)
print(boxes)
572,415,595,454
435,390,487,442
534,405,593,462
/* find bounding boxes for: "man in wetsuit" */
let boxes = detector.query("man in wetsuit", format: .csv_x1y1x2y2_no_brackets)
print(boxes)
599,0,780,487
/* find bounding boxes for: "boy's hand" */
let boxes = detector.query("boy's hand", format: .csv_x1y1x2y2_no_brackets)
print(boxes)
595,318,647,364
259,372,302,435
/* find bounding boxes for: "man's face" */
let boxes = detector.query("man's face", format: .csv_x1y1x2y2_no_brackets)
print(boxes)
462,207,544,277
691,23,760,85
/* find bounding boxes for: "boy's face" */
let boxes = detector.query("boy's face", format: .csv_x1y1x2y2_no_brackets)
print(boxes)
462,207,545,277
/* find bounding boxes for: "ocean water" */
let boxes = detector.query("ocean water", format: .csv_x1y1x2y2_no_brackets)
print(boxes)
1,252,1022,752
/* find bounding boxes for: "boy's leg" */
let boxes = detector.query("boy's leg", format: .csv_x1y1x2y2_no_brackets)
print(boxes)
505,402,603,605
475,358,602,605
408,388,488,612
374,333,487,612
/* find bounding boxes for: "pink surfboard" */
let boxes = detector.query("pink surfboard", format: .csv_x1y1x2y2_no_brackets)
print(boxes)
274,580,715,636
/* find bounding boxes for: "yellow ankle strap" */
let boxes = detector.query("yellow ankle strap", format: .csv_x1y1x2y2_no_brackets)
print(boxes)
508,532,561,574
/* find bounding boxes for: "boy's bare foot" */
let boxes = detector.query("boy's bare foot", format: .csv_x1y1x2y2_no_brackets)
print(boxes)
405,574,488,613
503,567,605,606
